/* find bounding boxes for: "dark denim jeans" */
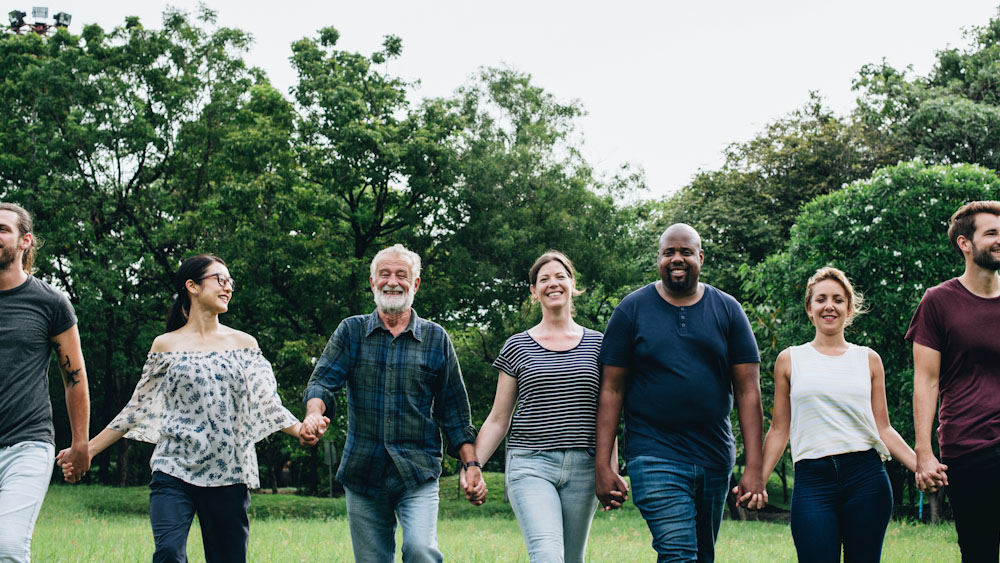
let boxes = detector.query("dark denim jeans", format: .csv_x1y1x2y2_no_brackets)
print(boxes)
148,471,250,563
790,449,892,563
943,445,1000,563
628,455,731,563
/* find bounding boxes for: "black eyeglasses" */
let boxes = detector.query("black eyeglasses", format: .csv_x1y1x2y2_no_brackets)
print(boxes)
196,273,237,290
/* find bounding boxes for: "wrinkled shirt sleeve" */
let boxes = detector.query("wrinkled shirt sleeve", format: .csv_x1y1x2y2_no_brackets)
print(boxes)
247,352,300,444
304,319,353,415
433,334,477,458
107,353,170,444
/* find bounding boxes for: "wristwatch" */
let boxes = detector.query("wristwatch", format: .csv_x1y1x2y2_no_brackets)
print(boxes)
463,460,482,470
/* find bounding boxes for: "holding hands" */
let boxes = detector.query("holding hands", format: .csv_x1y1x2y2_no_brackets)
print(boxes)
595,464,629,511
461,464,487,505
298,413,330,447
55,441,92,483
915,451,948,493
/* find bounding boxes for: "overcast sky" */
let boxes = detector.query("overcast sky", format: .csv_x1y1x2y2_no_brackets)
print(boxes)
34,1,1000,198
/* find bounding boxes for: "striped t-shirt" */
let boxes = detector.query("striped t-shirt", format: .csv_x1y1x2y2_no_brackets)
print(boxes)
788,343,889,463
492,328,602,450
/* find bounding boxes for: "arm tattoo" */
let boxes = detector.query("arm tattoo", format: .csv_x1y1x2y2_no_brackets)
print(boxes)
52,342,81,387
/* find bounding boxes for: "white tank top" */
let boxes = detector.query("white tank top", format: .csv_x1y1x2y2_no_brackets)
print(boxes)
788,343,889,463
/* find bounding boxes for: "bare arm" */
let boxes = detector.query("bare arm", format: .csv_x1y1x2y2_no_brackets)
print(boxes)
460,371,517,506
473,371,517,464
732,362,765,508
869,349,916,472
51,325,90,483
595,364,630,511
913,342,948,490
760,350,791,489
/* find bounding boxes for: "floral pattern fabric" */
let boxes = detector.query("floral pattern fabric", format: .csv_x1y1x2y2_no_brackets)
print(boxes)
109,348,298,488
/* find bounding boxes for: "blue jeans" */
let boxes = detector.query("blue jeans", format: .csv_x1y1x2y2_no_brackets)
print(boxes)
943,445,1000,563
628,455,731,563
148,471,251,563
344,466,442,563
505,448,599,563
0,441,53,563
791,449,892,563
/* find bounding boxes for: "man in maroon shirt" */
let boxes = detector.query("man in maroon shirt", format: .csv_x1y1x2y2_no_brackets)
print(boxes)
906,200,1000,562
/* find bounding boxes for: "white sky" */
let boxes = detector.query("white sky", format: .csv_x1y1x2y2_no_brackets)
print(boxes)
36,1,1000,198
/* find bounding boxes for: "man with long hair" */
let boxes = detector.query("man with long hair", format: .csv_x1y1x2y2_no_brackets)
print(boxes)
0,202,91,561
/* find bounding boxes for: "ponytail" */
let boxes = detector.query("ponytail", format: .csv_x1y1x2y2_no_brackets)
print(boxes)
165,254,226,332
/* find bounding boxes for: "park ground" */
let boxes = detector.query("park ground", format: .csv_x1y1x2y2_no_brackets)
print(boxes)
33,472,960,561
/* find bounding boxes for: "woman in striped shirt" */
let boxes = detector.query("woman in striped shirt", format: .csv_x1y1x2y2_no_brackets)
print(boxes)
756,267,917,562
463,251,616,562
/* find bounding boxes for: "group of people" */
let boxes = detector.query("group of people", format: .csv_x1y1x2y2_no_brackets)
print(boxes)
0,198,998,563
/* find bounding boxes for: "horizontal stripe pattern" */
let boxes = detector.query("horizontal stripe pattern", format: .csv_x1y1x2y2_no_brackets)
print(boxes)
492,329,602,450
789,343,888,462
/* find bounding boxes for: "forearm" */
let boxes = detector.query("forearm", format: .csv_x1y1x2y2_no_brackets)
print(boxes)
281,422,303,437
761,426,789,480
64,377,91,444
736,390,764,471
879,425,917,472
305,398,327,418
913,378,938,455
474,414,510,465
89,428,125,458
458,442,478,465
595,387,624,472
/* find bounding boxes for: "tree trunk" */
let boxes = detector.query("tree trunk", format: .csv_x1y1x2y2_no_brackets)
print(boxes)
929,489,944,524
116,440,130,487
778,458,788,502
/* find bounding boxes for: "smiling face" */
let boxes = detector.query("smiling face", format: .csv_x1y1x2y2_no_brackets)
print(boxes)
0,209,29,272
371,253,419,315
530,259,575,312
187,262,234,315
806,278,850,335
657,226,704,294
966,212,1000,271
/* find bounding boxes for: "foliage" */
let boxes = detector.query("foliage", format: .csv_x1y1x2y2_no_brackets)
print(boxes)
654,94,898,298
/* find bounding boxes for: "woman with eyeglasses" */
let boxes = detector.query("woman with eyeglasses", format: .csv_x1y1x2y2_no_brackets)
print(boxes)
57,254,317,562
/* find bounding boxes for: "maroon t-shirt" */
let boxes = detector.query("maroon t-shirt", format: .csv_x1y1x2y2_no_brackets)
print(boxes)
905,278,1000,459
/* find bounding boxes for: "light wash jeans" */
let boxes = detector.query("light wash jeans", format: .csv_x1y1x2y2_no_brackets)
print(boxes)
627,455,731,563
505,448,599,563
0,441,54,563
344,468,443,563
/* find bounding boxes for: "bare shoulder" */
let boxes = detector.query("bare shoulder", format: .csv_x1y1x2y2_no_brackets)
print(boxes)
223,327,259,349
150,332,180,353
866,347,885,375
774,348,792,379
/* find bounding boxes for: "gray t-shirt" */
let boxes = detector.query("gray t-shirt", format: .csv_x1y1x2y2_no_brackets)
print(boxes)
0,275,77,447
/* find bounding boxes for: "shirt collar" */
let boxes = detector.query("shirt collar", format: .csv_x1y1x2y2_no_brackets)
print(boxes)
365,308,423,341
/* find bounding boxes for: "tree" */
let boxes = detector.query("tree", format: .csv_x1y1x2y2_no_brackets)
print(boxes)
741,160,999,514
654,94,898,298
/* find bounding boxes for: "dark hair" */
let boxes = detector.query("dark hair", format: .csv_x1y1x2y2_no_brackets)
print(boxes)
0,202,37,273
166,254,226,332
948,201,1000,258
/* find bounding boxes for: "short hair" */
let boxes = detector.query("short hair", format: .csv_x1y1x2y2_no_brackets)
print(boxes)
804,266,866,328
0,202,37,273
370,244,421,280
528,250,583,297
948,201,1000,258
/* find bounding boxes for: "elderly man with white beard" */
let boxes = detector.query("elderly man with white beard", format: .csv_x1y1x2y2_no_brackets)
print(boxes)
302,244,480,563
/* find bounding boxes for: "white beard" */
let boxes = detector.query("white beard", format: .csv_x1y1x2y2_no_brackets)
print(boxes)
373,284,414,314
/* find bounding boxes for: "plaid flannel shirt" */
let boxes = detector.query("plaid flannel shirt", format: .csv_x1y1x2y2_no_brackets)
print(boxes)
304,309,477,497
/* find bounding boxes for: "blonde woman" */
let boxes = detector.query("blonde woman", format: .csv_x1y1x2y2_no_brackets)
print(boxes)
754,267,917,562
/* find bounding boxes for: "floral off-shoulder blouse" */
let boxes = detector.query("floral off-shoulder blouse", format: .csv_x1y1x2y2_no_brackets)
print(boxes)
109,347,298,488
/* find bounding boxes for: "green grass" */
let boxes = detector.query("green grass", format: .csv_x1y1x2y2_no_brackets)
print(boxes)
34,473,960,562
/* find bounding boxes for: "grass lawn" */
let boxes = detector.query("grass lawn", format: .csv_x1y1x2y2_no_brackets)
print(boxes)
33,473,959,562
